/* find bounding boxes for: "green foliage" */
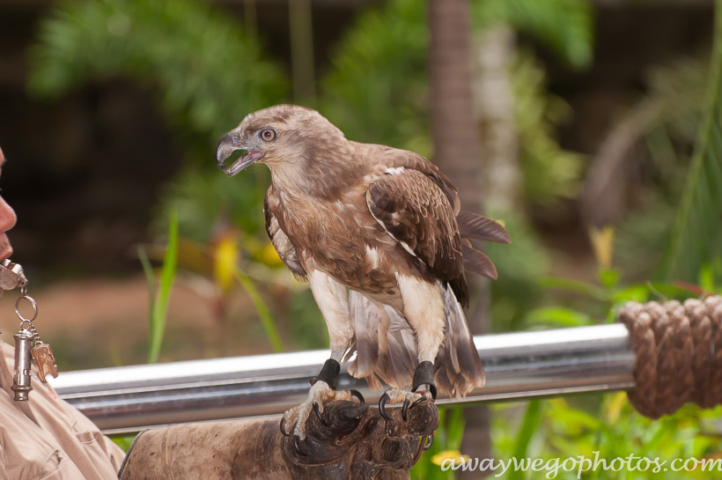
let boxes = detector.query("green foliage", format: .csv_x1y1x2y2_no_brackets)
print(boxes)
141,209,178,364
319,0,430,155
321,0,590,209
509,400,544,480
473,0,594,69
288,288,327,350
531,266,704,329
111,434,136,452
643,57,708,177
485,212,551,331
510,51,585,207
234,268,283,353
615,197,678,280
662,1,722,282
586,56,709,280
411,407,467,480
28,0,288,246
491,395,722,479
28,0,287,141
155,167,268,242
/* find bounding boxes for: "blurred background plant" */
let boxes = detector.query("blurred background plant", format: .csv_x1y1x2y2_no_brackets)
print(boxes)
0,0,719,476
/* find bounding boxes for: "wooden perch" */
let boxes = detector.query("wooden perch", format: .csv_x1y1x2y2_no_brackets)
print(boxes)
119,399,439,480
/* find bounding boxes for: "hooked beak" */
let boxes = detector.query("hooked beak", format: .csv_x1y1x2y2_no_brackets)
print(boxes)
216,133,264,177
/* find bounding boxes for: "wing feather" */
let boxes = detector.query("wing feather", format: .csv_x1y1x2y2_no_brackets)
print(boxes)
366,169,469,306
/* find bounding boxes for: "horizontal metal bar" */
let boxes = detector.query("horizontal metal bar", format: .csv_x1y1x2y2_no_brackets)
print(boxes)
49,324,634,434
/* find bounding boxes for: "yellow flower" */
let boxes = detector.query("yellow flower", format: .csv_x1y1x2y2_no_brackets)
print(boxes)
214,236,239,292
588,225,615,269
605,392,627,424
261,242,284,267
431,450,470,466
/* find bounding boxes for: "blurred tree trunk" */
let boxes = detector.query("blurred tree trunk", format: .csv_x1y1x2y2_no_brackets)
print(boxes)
429,0,482,211
428,0,493,477
289,0,316,104
474,26,521,213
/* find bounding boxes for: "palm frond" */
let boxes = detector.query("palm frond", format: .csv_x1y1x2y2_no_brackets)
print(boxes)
662,0,722,282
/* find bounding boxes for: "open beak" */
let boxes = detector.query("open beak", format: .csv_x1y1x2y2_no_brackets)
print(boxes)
216,133,264,177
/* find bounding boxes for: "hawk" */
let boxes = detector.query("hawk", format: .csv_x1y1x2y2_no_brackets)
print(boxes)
216,105,509,439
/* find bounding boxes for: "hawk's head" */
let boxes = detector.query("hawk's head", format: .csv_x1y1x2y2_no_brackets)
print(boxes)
216,104,345,177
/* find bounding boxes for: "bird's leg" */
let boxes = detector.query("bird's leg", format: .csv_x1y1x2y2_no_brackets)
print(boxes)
281,358,364,441
377,361,436,421
379,276,444,421
282,270,362,441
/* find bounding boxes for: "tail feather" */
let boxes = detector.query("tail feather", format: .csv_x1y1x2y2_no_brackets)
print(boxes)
347,291,380,377
461,239,498,280
440,285,485,395
457,211,510,244
345,287,485,398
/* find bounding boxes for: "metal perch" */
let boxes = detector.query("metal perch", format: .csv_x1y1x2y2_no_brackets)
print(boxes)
51,324,634,434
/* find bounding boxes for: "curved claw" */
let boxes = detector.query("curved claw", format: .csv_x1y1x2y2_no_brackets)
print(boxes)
378,392,392,421
293,436,307,456
423,434,434,451
412,384,438,401
349,389,365,404
402,397,411,421
312,401,329,427
410,396,426,410
280,417,291,437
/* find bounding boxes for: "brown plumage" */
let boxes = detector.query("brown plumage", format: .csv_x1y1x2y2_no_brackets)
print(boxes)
217,105,509,400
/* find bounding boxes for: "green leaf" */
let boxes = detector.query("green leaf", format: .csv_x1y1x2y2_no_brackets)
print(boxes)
148,210,179,364
137,246,156,324
597,268,621,289
509,400,544,480
610,284,650,304
699,264,716,292
538,276,608,301
473,0,594,69
526,306,595,327
234,268,283,353
662,0,722,282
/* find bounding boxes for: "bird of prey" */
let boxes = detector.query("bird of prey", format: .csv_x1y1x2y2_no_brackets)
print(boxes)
216,105,509,439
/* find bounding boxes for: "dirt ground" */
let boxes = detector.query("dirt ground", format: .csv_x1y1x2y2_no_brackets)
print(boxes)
0,275,284,371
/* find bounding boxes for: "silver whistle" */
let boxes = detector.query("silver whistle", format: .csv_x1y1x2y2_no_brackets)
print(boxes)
0,259,27,292
12,330,34,401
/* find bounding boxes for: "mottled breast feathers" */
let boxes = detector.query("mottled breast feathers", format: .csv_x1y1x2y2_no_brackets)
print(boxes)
264,189,306,277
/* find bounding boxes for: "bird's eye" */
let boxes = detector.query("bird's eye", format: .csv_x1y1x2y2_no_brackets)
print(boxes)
260,129,276,142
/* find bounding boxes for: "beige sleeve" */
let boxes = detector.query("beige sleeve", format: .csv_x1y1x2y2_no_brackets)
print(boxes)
0,341,126,479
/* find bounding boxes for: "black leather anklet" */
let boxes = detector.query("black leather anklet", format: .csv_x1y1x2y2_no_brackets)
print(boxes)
314,359,341,388
412,361,437,400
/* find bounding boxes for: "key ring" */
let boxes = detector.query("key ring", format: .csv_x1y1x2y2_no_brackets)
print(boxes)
16,294,38,329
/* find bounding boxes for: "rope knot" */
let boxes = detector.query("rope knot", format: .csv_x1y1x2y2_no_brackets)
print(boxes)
618,296,722,418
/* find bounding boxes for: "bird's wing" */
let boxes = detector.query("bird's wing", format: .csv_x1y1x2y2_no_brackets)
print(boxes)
366,168,469,306
264,188,306,277
377,148,461,215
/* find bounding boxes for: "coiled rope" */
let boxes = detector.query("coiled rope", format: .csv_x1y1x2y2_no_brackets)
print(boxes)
618,296,722,418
